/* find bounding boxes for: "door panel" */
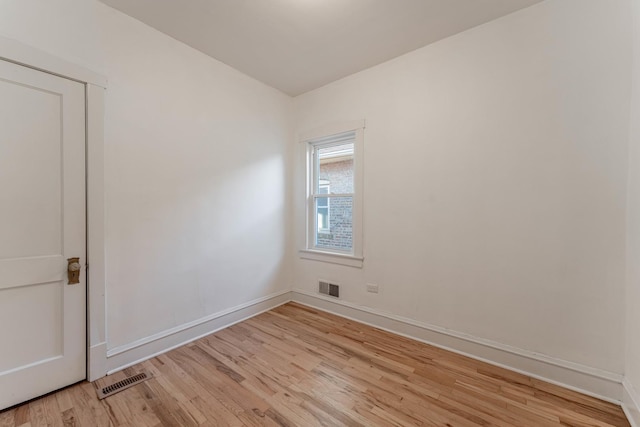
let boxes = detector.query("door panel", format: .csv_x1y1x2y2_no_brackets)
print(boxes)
0,59,86,410
0,79,62,259
0,282,63,372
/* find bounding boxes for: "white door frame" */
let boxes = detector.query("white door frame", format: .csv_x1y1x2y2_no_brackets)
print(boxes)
0,36,108,382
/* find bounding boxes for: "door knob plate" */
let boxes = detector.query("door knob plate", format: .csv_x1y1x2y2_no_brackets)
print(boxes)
67,257,81,285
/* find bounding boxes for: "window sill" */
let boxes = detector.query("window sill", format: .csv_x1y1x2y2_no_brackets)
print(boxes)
298,249,363,268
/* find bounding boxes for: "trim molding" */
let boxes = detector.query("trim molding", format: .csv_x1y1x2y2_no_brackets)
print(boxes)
291,289,624,403
86,84,107,382
298,249,364,268
623,378,640,427
105,290,291,374
88,342,107,382
0,35,107,87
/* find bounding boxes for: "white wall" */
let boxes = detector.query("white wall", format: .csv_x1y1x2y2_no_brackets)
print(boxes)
293,0,631,376
0,0,293,352
100,7,293,352
626,0,640,419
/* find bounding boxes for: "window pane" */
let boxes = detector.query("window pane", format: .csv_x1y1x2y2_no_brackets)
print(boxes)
316,195,329,232
317,143,353,194
317,207,329,231
315,196,352,252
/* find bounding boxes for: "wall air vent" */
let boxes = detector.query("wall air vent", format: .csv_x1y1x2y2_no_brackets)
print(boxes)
319,280,339,298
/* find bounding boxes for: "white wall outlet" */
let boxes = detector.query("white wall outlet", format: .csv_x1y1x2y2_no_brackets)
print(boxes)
366,283,379,294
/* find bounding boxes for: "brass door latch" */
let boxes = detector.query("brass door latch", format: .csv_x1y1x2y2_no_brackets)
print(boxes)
67,257,81,285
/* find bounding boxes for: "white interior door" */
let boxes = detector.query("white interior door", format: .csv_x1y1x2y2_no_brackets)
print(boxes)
0,58,86,410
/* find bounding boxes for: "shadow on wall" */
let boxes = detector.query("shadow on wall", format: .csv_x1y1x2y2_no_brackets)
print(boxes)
106,154,290,349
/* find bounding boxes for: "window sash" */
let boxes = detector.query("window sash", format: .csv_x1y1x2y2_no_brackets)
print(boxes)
311,132,355,195
309,137,356,253
311,136,354,248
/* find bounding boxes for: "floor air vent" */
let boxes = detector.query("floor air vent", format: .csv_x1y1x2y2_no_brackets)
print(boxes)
96,371,152,399
319,280,339,298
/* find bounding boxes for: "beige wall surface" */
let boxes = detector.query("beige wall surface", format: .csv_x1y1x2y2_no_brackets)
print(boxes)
294,0,632,376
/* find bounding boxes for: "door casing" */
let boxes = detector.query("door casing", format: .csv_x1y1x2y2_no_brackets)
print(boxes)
0,35,108,382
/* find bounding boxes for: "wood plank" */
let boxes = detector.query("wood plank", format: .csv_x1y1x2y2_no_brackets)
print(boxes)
0,302,630,426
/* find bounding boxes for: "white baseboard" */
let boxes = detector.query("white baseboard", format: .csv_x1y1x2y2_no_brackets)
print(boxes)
623,378,640,427
101,287,628,416
291,289,624,404
105,290,291,374
88,342,107,382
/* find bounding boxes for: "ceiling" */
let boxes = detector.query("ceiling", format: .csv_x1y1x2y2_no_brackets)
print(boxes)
100,0,545,96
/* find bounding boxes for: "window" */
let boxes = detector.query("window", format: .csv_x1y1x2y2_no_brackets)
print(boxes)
313,142,353,251
299,121,364,267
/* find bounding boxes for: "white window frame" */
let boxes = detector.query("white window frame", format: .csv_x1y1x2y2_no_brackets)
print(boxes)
299,120,365,268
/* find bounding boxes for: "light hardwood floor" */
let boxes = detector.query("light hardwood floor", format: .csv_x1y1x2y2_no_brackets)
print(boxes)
0,302,631,426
